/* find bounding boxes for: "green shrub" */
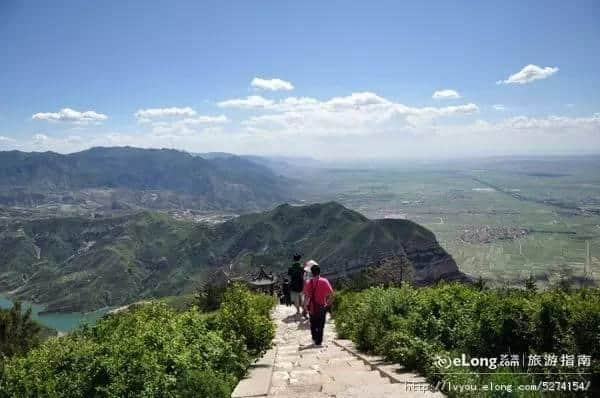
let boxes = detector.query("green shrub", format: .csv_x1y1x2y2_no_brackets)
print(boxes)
379,330,440,371
534,291,573,353
331,291,361,340
174,369,234,398
333,283,600,398
0,284,276,398
216,283,276,356
466,291,536,357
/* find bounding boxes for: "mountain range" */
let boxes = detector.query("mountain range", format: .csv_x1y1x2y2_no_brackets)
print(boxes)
0,202,464,313
0,147,293,211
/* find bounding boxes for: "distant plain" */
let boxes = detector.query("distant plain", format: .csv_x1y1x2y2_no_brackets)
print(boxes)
303,156,600,286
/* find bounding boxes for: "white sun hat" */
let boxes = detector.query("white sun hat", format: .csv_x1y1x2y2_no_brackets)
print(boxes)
304,259,319,272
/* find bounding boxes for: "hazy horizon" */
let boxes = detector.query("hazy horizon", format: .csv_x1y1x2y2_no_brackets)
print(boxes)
4,144,600,163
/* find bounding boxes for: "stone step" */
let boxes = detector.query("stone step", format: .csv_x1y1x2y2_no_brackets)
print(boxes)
269,383,324,396
309,362,371,373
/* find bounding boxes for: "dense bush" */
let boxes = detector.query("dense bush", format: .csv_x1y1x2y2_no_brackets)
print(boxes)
0,284,275,398
216,283,276,356
333,283,600,397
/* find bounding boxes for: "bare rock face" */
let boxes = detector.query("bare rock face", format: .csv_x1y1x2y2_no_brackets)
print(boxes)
319,228,465,285
402,240,467,284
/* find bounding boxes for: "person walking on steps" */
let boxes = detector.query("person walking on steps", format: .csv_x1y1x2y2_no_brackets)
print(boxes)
303,263,334,346
287,253,305,317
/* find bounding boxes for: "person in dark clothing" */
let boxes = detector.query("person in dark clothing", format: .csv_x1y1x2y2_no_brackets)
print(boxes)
282,278,291,306
287,253,305,316
303,264,334,346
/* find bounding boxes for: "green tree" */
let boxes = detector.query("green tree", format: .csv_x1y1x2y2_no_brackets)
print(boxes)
216,283,275,356
0,302,41,358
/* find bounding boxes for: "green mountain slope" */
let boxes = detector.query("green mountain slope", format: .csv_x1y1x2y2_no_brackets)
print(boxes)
0,202,463,312
0,146,292,211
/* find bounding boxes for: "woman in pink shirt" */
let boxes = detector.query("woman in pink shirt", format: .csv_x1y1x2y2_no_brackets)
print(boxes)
303,263,334,346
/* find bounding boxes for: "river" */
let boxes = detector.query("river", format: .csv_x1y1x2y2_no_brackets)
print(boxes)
0,295,110,333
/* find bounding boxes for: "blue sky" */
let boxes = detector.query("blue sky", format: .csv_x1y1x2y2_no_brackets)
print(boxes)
1,0,599,159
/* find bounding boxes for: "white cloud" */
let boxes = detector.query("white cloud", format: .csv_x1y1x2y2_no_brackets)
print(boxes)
181,115,228,124
134,107,228,135
32,108,108,124
270,97,320,112
134,107,197,122
149,116,228,136
148,115,228,127
404,103,479,120
217,96,274,109
503,113,600,131
241,91,479,136
3,111,598,159
497,64,559,85
251,77,294,91
432,89,461,100
16,87,599,159
324,92,390,109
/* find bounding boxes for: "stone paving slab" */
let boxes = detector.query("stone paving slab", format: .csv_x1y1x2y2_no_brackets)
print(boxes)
269,383,323,395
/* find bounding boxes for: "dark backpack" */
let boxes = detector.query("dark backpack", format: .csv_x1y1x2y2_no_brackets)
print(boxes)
288,263,304,292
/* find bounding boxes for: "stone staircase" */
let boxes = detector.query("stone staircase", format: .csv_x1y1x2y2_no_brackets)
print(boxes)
232,305,443,398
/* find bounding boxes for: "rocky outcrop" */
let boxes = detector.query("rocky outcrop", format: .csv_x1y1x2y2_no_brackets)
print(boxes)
209,202,467,285
403,240,467,284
